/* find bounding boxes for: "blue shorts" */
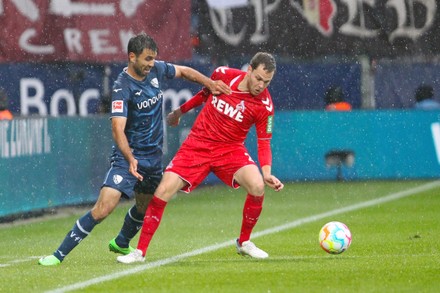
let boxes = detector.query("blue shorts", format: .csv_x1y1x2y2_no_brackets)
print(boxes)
102,154,163,198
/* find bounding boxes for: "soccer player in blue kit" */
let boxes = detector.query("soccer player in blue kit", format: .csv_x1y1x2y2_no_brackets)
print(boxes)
38,33,230,266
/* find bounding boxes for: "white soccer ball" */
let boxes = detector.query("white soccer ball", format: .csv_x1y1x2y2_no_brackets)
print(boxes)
319,221,352,254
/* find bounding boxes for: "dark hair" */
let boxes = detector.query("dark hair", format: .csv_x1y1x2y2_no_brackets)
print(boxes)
415,85,433,102
250,52,276,73
127,33,158,56
325,86,344,104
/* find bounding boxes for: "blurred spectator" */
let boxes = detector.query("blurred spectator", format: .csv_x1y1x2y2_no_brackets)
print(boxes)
324,86,352,111
0,88,13,120
414,85,440,110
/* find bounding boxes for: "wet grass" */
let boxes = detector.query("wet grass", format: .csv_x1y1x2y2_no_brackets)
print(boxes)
1,180,439,292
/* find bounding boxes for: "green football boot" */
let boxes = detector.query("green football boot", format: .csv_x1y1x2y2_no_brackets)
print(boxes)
109,238,135,255
38,255,61,266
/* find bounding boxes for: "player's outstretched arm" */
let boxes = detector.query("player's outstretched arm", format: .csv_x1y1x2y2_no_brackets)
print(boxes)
167,108,182,127
261,165,284,192
257,140,282,191
166,90,207,127
174,65,231,96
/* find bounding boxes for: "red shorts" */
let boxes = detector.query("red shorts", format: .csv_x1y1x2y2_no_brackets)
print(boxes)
165,136,256,193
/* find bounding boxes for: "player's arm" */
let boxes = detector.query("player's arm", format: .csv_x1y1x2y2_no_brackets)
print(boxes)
111,117,143,181
167,89,208,126
168,65,232,126
174,65,231,96
256,111,283,191
258,140,283,192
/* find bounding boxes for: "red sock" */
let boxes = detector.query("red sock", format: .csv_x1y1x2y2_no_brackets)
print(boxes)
238,194,264,245
137,196,167,256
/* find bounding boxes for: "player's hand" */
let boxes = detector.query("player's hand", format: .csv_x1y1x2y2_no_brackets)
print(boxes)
263,175,284,192
208,80,231,96
167,108,182,127
129,159,143,181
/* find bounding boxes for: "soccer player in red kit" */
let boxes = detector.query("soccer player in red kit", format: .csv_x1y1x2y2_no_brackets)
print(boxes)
117,52,284,263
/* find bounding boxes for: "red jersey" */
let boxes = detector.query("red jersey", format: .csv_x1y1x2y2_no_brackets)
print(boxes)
188,67,274,145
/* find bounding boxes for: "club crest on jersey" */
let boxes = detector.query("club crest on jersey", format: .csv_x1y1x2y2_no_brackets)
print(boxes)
211,96,244,122
112,100,124,113
150,78,159,88
236,100,246,112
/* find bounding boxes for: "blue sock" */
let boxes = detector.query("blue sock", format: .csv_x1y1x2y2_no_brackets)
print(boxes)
53,211,99,261
115,205,144,248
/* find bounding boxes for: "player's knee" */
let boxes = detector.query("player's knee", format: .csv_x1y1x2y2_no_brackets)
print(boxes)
91,203,114,221
154,173,183,201
154,183,165,196
91,209,107,221
154,183,173,201
247,179,265,196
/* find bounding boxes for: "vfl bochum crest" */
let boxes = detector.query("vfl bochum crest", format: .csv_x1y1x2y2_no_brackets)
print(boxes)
113,175,123,184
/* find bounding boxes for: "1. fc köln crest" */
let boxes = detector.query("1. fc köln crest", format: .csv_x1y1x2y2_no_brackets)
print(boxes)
292,0,337,36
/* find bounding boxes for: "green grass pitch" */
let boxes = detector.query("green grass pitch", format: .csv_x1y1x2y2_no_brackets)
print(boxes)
1,180,440,292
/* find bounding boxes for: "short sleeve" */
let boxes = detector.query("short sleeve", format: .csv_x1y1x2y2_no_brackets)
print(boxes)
110,80,129,118
155,60,176,80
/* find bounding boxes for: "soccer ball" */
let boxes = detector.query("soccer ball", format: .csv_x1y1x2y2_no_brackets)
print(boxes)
319,221,352,254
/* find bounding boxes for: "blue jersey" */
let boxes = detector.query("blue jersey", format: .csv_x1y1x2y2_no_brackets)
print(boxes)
110,60,176,157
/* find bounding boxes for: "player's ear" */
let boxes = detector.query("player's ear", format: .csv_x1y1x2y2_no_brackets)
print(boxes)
247,65,253,73
128,52,136,64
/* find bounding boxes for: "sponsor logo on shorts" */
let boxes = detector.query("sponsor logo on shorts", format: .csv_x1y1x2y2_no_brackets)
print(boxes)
113,174,123,184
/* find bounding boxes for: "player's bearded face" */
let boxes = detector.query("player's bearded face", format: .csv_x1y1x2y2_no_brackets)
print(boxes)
133,62,148,78
133,49,157,78
248,65,274,96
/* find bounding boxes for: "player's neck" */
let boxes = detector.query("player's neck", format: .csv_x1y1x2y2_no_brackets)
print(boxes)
237,76,249,92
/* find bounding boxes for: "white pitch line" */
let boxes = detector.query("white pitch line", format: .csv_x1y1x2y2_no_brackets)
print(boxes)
45,180,440,293
0,256,43,268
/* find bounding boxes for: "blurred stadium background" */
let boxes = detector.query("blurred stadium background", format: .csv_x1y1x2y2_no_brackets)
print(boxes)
1,0,440,219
